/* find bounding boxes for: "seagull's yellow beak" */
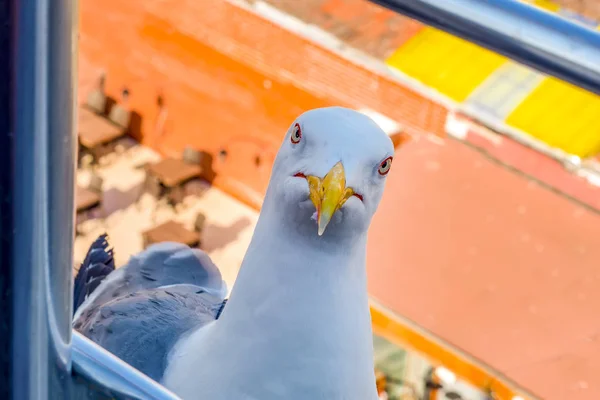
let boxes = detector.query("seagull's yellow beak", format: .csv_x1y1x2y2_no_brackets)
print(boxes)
306,162,355,236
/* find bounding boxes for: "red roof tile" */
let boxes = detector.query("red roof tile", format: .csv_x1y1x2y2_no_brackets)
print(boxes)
258,0,423,58
368,136,600,400
554,0,600,22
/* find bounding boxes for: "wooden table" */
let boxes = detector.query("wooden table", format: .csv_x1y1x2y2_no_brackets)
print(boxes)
146,157,203,188
78,107,126,150
142,220,200,248
76,186,101,214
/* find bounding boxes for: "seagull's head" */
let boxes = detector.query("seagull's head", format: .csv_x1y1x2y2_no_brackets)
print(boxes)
268,107,394,239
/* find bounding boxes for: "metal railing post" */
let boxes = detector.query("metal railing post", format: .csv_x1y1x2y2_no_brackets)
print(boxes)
0,0,15,397
370,0,600,95
11,0,77,398
9,1,184,397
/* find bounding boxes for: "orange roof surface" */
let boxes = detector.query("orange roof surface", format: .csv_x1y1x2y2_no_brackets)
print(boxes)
552,0,600,22
261,0,422,58
78,1,600,398
367,135,600,400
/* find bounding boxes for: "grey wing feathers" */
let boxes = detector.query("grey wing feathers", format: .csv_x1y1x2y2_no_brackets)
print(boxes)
136,242,225,294
73,233,115,313
75,241,227,319
74,285,224,382
72,239,229,382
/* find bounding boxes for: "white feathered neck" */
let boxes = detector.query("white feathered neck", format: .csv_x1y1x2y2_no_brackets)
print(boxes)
163,195,378,400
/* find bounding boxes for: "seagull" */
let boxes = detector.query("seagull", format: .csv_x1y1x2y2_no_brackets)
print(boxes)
73,106,395,400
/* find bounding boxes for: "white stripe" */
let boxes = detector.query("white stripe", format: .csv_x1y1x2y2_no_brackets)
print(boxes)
357,108,403,136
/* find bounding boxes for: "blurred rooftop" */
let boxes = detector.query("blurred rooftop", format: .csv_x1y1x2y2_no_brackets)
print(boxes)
253,0,422,58
76,0,600,398
74,136,600,400
73,144,258,291
541,0,600,23
369,134,600,400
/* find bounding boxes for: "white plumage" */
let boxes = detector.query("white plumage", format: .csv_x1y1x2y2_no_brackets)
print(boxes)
74,107,395,400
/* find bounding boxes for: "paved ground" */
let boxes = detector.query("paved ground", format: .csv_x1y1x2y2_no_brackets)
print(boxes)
73,144,258,290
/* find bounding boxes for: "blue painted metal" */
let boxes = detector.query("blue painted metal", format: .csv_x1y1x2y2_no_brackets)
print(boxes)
0,1,14,398
11,0,77,397
72,332,182,400
8,0,184,398
369,0,600,95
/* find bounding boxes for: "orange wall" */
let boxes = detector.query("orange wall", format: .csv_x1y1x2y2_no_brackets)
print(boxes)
78,0,448,207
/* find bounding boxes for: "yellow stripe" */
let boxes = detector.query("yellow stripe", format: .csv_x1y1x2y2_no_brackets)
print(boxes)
526,0,561,12
506,78,600,157
386,27,507,102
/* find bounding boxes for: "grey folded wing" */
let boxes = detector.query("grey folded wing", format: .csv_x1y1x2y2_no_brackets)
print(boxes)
74,284,226,382
75,241,227,320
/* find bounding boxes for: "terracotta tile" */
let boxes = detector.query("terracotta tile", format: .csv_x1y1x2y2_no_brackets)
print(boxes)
369,136,600,400
554,0,600,22
257,0,420,58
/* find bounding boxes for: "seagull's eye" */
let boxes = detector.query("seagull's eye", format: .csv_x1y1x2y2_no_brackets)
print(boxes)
290,123,302,144
377,156,393,176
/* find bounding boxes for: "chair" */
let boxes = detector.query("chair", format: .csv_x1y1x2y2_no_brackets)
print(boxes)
109,91,132,157
194,212,206,233
166,186,185,208
108,104,131,130
77,141,94,169
183,147,216,182
88,173,105,221
193,212,206,249
143,173,170,222
108,88,131,130
88,173,104,194
85,73,107,114
137,172,162,212
144,172,163,198
77,174,105,231
182,146,203,165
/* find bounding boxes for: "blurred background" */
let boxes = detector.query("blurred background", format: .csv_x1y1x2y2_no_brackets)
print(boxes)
73,1,600,399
